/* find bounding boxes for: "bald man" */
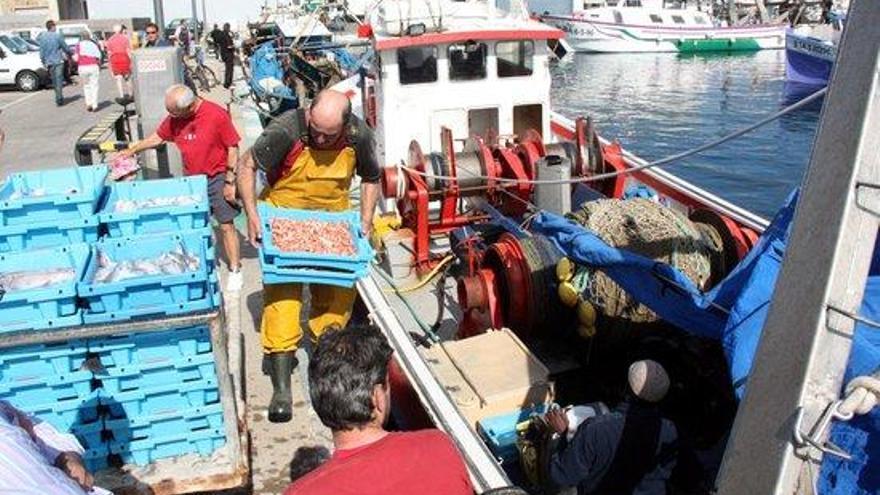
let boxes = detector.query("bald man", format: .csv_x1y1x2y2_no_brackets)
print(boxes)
119,84,243,291
237,90,381,423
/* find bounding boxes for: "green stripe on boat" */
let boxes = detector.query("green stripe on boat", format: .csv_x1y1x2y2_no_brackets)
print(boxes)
676,38,763,52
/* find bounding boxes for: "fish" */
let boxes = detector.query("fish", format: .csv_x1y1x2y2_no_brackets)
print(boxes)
113,195,204,213
92,247,201,284
0,268,76,293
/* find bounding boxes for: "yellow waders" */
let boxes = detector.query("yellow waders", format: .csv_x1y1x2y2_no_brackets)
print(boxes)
260,146,358,353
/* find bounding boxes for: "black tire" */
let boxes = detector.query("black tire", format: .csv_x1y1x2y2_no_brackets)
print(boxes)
16,70,40,92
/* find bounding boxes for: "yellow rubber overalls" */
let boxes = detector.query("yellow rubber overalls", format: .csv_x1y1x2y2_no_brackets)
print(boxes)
260,145,358,353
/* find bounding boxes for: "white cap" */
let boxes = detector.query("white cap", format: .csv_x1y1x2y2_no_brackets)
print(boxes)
628,360,670,403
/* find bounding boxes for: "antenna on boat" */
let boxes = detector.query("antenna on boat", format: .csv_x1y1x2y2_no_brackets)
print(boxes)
715,0,880,492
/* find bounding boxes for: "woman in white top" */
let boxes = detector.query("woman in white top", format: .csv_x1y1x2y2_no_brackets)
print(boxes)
74,31,102,112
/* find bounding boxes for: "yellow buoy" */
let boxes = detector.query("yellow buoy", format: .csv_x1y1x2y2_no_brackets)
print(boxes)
556,257,575,283
577,300,597,327
558,281,580,307
576,323,597,339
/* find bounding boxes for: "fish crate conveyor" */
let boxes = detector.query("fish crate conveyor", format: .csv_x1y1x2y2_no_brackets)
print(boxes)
0,309,250,495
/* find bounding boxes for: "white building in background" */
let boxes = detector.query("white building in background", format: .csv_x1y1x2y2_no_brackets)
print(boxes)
1,0,264,25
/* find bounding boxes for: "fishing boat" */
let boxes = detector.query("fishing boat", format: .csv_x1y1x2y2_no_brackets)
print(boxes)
785,27,837,87
305,0,880,492
540,0,786,53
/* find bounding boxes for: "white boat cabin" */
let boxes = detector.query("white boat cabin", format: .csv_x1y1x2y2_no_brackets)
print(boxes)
365,0,563,164
568,1,715,27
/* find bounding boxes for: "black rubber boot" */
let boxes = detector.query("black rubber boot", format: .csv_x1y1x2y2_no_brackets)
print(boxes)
267,351,297,423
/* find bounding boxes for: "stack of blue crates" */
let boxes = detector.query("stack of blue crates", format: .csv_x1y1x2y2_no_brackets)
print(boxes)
98,176,209,238
258,202,374,288
0,325,226,470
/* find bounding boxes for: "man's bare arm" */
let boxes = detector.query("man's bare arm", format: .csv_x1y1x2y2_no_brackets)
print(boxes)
360,181,380,238
237,149,262,246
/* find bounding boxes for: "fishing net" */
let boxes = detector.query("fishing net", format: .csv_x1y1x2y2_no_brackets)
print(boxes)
569,198,712,323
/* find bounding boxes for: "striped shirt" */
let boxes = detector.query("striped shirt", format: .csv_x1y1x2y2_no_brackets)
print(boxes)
0,401,88,495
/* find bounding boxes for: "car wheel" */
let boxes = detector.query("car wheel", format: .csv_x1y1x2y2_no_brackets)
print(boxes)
16,70,39,92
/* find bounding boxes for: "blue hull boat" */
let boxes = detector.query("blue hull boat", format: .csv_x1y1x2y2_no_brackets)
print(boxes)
785,28,836,86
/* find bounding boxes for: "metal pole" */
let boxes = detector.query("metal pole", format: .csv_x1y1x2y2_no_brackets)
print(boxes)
152,0,165,31
191,0,199,39
715,0,880,492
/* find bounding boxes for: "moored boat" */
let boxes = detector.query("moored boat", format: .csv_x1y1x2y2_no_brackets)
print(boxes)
785,27,837,87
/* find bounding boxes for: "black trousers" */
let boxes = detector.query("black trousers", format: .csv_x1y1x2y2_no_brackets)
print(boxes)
223,56,234,88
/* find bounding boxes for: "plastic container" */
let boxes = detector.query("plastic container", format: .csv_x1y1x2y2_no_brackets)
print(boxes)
0,165,108,227
0,243,90,333
104,403,224,444
258,203,373,286
87,325,212,369
0,215,99,253
98,176,209,238
0,340,89,381
108,422,226,466
78,232,219,324
477,404,549,464
98,379,220,419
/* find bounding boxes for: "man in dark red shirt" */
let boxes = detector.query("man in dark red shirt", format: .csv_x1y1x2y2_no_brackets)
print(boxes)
119,84,243,291
286,323,474,495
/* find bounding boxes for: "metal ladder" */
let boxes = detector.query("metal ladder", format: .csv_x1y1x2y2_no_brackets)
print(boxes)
716,0,880,493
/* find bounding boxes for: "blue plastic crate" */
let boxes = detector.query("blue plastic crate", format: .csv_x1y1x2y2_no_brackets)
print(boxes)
104,403,224,443
78,232,219,324
99,177,209,238
258,202,374,267
82,448,110,473
477,404,548,464
0,243,89,333
0,340,89,381
6,390,100,432
69,417,107,450
260,262,368,288
99,379,220,419
95,353,217,394
88,325,212,369
0,368,94,405
0,165,108,227
0,215,99,253
108,423,226,466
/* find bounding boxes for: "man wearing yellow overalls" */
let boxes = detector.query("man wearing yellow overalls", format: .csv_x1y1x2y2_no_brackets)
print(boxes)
237,90,381,423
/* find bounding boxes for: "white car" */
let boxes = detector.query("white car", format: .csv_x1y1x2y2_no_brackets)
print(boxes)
0,34,48,91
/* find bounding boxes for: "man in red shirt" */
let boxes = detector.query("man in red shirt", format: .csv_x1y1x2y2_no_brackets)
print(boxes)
286,323,474,495
119,84,243,291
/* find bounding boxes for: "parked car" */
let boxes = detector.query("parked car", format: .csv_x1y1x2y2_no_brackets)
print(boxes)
0,34,48,91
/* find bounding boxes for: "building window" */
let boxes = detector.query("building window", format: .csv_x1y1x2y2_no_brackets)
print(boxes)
649,14,663,23
613,10,623,23
672,15,685,24
448,41,487,81
398,46,438,85
496,41,534,78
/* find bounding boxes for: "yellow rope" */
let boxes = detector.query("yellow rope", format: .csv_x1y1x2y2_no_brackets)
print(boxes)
383,255,455,294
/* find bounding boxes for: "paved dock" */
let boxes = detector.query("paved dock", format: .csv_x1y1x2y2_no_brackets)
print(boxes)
0,62,334,494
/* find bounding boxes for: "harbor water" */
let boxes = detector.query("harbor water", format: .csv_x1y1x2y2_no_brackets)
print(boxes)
551,49,823,218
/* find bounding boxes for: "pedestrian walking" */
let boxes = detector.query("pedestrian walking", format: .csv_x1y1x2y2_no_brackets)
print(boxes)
74,31,102,112
217,23,236,88
209,24,222,59
36,20,72,106
106,25,133,101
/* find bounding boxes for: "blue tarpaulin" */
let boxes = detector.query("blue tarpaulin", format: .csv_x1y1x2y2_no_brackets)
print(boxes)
532,192,878,493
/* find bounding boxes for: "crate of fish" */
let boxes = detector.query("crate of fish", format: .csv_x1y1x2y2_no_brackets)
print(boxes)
77,232,219,324
87,325,212,370
98,176,209,238
0,165,108,227
257,203,374,285
0,243,89,333
108,418,226,466
98,379,220,419
0,215,100,253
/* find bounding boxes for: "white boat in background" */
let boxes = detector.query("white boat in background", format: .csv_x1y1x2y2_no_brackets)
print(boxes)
542,0,786,53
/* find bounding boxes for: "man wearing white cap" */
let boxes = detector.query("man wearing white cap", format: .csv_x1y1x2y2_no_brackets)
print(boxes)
545,359,678,495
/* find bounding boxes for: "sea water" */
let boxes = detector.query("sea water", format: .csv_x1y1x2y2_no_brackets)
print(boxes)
551,49,823,218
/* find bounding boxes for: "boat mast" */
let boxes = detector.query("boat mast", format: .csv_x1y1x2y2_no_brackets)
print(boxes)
715,0,880,493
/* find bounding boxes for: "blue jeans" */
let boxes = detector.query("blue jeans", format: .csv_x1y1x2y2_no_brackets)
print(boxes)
49,63,64,104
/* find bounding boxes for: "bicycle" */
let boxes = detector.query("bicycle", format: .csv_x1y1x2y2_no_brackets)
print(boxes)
184,46,220,93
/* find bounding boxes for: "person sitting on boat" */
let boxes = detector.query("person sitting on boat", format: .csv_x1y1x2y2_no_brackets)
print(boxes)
116,85,243,292
236,89,381,423
284,323,474,495
544,360,678,495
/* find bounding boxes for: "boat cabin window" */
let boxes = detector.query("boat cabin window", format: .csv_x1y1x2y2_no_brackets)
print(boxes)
649,14,663,23
623,0,641,6
672,15,685,24
694,15,707,24
496,41,534,78
513,104,543,137
468,108,499,139
448,41,487,81
613,10,623,23
398,46,438,85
